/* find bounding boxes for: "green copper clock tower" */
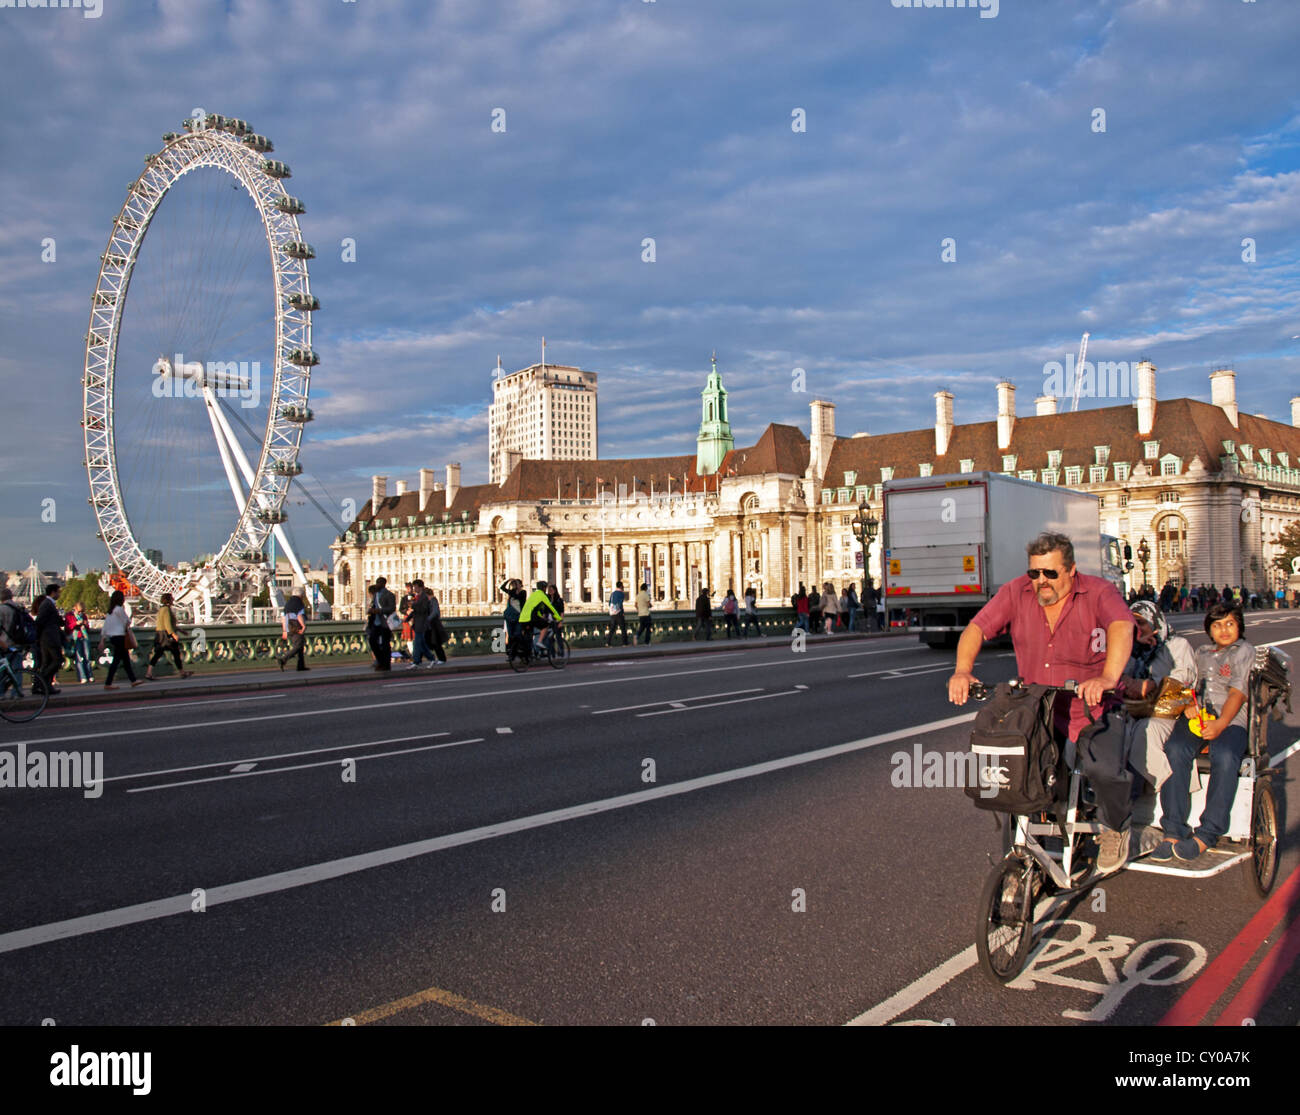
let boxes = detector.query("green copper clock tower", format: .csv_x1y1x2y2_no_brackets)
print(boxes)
696,353,735,476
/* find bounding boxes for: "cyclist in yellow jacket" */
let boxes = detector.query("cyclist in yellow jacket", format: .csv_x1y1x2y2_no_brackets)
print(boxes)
518,580,562,653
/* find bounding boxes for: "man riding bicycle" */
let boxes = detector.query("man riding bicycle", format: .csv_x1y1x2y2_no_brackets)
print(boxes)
948,532,1135,873
517,580,563,655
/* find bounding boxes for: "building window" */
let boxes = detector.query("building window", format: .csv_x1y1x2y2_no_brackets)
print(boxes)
959,459,974,474
1047,450,1062,469
1094,445,1109,466
1089,466,1107,483
880,467,893,482
1239,444,1253,462
1019,470,1036,482
1065,467,1083,486
1159,489,1180,504
1042,469,1060,485
1002,455,1016,473
1097,496,1106,509
1161,458,1180,477
1114,462,1130,483
844,470,858,486
1144,441,1159,459
1119,494,1129,508
919,463,933,477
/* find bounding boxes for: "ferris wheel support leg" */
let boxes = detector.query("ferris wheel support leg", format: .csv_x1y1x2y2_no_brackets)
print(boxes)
204,389,307,587
205,395,260,549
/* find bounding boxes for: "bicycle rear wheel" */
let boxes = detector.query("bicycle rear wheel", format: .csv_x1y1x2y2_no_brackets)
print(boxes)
547,633,568,670
975,855,1038,984
508,639,529,672
0,671,49,723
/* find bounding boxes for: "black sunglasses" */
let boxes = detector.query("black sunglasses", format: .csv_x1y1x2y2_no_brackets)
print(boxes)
1026,568,1063,581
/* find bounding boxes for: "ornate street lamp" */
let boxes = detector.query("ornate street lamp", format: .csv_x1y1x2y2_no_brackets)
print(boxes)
1136,536,1151,593
852,499,879,603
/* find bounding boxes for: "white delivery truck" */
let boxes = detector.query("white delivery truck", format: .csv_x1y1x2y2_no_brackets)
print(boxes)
881,472,1111,649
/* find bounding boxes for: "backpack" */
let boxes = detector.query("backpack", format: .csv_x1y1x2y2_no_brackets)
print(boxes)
3,602,37,646
964,681,1062,814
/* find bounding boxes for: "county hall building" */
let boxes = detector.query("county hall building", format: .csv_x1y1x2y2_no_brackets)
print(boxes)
331,359,1300,618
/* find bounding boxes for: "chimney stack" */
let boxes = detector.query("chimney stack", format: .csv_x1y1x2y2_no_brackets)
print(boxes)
394,480,407,496
1034,395,1058,416
1210,368,1238,428
1136,360,1157,437
934,390,954,457
1291,396,1300,428
371,475,387,513
808,399,835,481
445,462,461,507
996,382,1016,451
418,468,435,512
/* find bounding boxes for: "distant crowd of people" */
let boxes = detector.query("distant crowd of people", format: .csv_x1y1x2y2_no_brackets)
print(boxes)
1127,580,1298,612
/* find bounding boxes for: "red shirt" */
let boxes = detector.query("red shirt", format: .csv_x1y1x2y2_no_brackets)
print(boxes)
972,572,1133,740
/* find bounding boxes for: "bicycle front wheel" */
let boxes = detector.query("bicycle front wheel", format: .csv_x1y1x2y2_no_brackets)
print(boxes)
975,855,1038,984
0,672,49,723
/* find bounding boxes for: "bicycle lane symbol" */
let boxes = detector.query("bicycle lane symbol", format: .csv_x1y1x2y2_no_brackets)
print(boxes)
1007,919,1207,1022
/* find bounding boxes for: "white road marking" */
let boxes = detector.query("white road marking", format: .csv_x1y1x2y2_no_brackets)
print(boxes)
230,763,257,774
848,664,953,680
639,690,802,716
496,727,513,735
36,694,286,720
97,733,452,785
845,895,1070,1025
1270,740,1300,769
0,710,976,956
593,688,764,715
10,645,929,749
127,737,486,793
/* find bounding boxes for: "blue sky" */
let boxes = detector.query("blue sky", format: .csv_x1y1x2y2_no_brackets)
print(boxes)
1,0,1298,572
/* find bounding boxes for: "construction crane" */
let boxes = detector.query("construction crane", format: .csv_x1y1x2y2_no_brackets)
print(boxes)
1070,331,1091,412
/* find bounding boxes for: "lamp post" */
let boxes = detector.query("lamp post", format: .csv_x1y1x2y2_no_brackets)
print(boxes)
852,499,880,619
1136,536,1151,594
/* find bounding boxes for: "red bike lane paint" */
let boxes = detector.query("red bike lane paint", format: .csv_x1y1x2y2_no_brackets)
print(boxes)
1158,863,1300,1026
1214,908,1300,1026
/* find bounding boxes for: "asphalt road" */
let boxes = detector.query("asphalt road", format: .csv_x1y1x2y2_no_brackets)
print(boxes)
2,613,1297,1027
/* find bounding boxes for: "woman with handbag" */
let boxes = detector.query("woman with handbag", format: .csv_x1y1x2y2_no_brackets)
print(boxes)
101,590,145,689
146,592,192,680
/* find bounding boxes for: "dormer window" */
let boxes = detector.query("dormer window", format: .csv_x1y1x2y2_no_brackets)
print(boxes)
1047,450,1062,469
1002,454,1017,473
1259,448,1271,465
1065,467,1083,486
1144,441,1159,459
959,459,974,474
821,489,833,505
1042,469,1060,485
1114,462,1130,482
1239,444,1253,462
1221,439,1235,456
1089,466,1107,483
844,471,857,487
1094,445,1110,466
1019,470,1036,482
1279,452,1290,468
1160,455,1181,477
880,467,893,482
919,463,933,477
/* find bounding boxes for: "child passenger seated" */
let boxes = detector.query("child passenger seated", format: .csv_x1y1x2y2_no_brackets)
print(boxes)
1149,602,1253,862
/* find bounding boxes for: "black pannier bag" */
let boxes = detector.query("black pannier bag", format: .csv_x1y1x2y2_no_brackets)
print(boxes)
965,681,1060,813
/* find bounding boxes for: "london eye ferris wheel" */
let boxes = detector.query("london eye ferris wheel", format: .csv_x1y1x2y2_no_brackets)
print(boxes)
82,112,318,622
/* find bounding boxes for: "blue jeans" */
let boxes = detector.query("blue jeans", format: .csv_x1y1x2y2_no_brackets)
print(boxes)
847,606,858,632
1161,720,1249,846
71,636,93,681
411,629,434,665
3,647,22,692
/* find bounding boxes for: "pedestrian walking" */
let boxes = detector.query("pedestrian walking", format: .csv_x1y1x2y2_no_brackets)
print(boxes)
34,583,65,694
845,584,860,633
406,581,434,668
426,586,449,664
722,588,741,637
146,592,193,679
808,586,822,634
635,582,653,644
742,585,760,636
100,590,144,689
605,581,629,646
0,588,29,692
367,577,396,670
793,584,810,632
821,582,840,634
694,587,714,640
277,593,309,671
67,600,95,684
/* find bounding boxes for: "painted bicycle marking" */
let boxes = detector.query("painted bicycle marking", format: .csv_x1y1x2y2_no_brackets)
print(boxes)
1007,919,1206,1022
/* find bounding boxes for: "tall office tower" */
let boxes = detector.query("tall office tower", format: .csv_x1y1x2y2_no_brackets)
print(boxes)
489,362,598,484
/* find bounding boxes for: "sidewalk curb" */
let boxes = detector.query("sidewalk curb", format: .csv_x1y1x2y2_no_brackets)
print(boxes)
38,629,912,710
